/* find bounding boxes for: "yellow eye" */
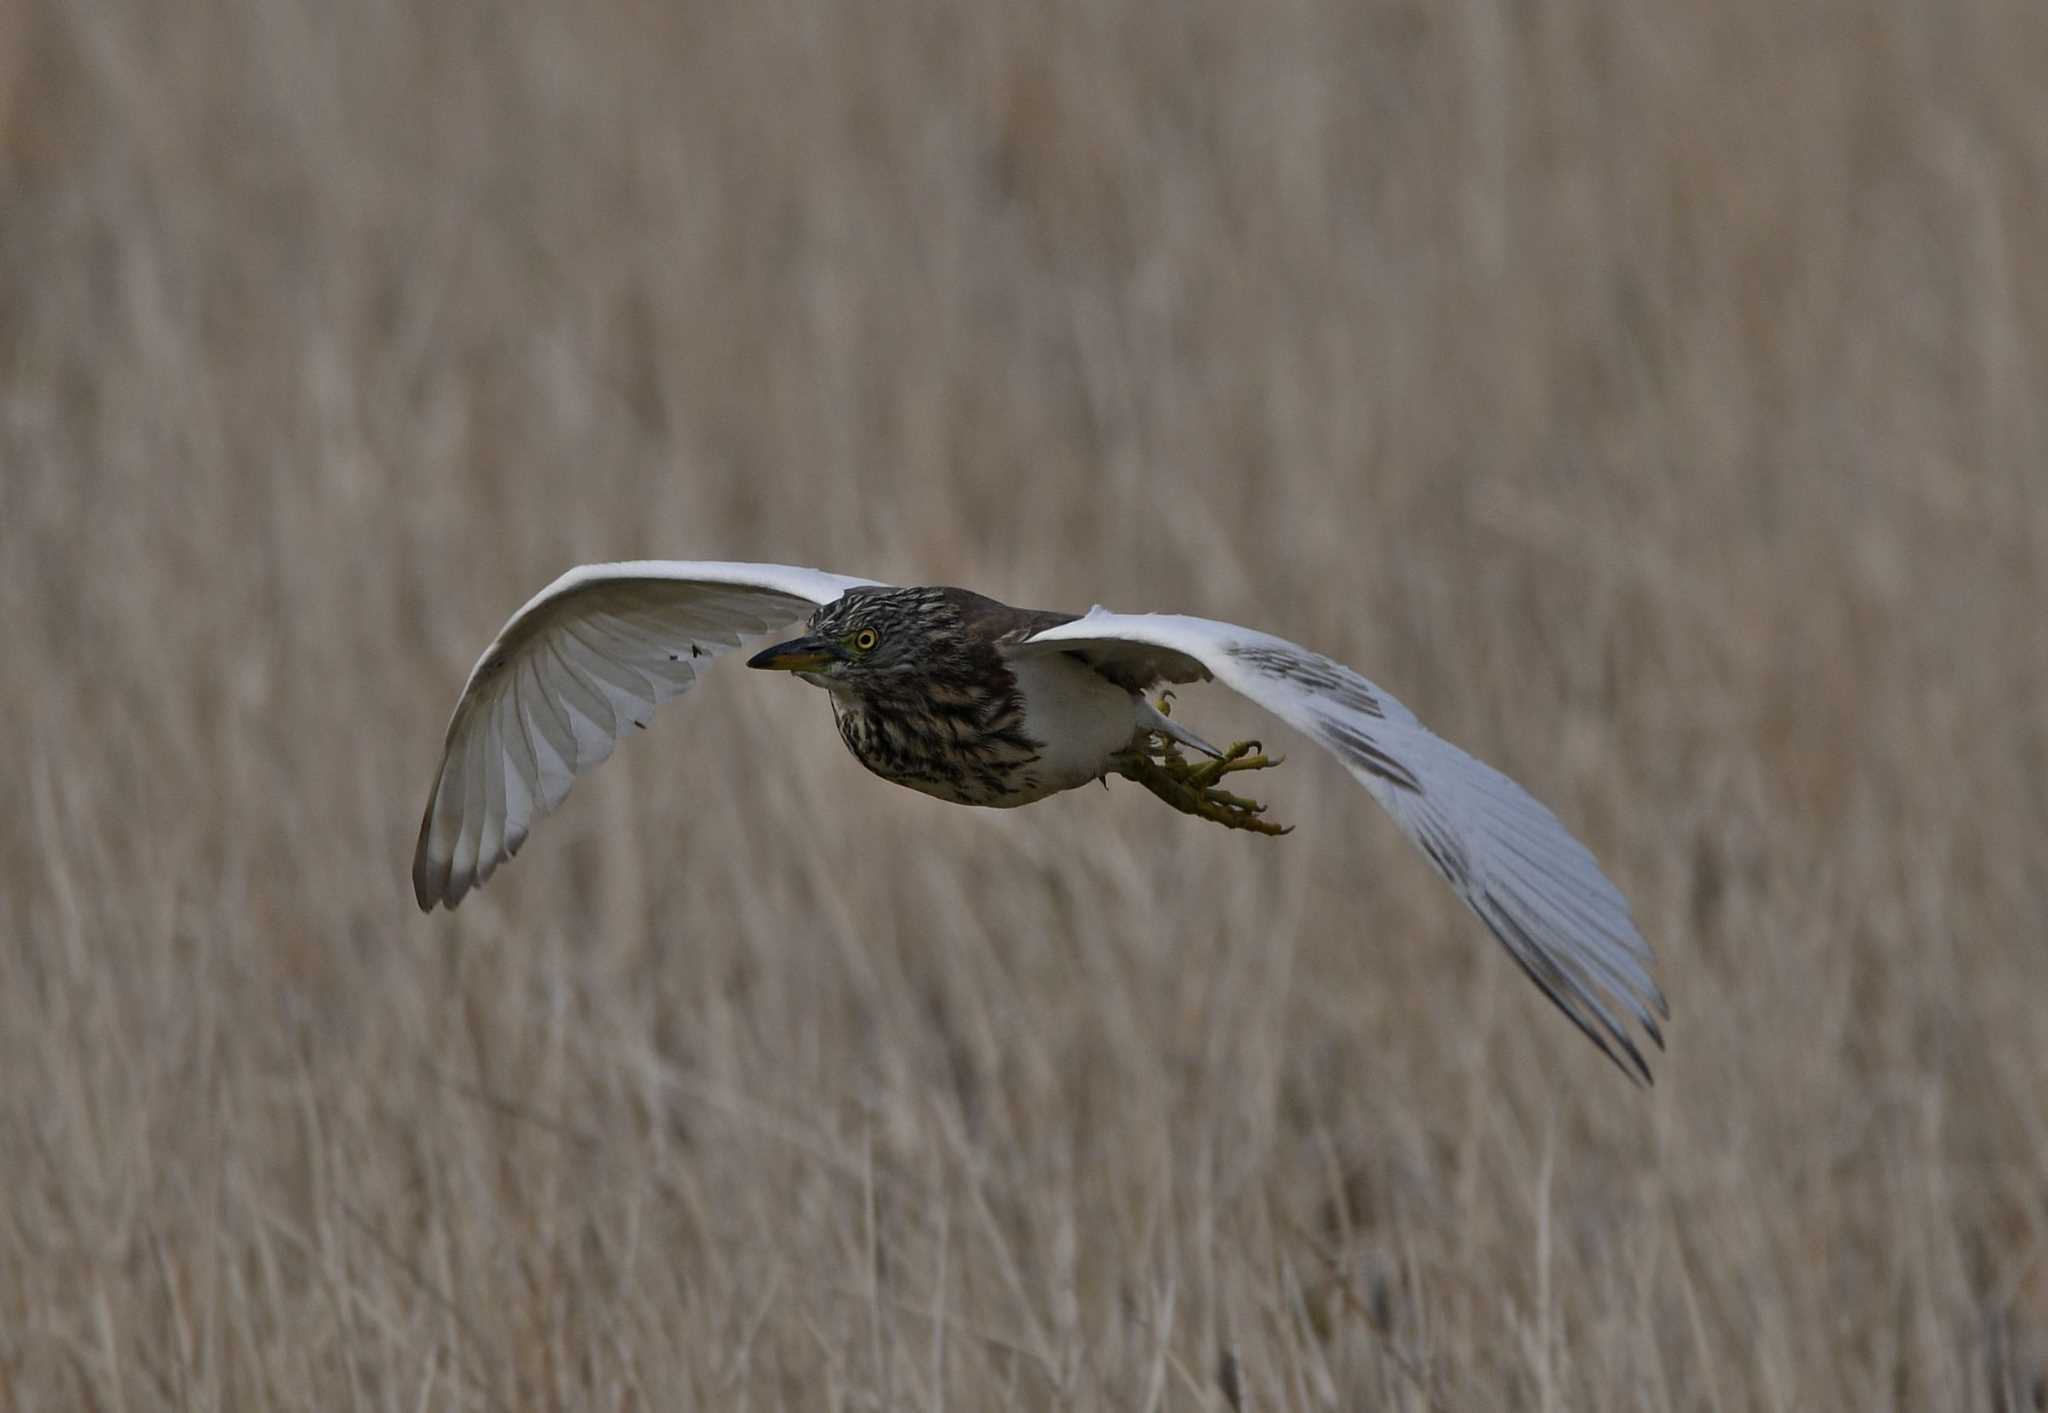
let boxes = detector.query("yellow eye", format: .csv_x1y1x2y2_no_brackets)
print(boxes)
851,628,879,652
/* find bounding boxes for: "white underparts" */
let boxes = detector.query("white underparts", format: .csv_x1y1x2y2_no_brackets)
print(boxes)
1007,653,1143,800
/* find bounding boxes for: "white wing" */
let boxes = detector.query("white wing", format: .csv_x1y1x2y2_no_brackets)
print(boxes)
1015,609,1668,1081
413,560,881,912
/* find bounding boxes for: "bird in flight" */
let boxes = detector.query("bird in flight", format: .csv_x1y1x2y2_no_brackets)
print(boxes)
413,561,1668,1080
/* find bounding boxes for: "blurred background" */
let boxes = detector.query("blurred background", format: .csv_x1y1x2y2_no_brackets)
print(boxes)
3,0,2045,1406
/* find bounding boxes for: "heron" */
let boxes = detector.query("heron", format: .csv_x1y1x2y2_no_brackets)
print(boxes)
413,561,1667,1080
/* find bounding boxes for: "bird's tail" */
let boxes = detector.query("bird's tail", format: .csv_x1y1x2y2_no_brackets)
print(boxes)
1136,697,1223,758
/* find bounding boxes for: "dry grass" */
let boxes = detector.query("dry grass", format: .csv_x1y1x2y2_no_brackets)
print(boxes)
4,0,2047,1407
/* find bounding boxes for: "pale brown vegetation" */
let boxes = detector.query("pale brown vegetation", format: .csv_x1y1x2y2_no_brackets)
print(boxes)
5,0,2047,1407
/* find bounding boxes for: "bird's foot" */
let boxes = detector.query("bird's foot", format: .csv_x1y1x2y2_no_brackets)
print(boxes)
1111,738,1292,836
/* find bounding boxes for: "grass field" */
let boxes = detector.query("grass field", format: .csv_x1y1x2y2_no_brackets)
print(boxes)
5,0,2047,1406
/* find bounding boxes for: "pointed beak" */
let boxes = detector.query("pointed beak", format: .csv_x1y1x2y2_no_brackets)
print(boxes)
746,634,845,673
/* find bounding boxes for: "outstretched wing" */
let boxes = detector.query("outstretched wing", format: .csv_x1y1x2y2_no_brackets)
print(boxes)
413,561,881,912
1013,609,1668,1082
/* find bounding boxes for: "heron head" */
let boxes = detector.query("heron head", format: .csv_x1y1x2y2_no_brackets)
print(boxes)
745,587,947,688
